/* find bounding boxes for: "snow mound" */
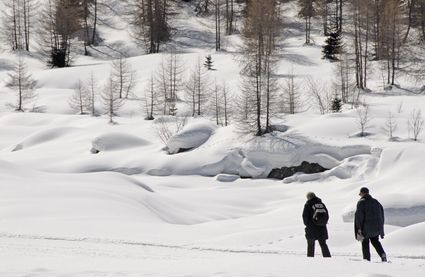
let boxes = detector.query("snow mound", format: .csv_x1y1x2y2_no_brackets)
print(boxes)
201,134,374,179
342,145,425,227
12,127,80,151
200,149,244,176
386,222,425,247
216,174,240,182
91,132,150,153
146,168,172,176
342,201,425,227
166,119,217,154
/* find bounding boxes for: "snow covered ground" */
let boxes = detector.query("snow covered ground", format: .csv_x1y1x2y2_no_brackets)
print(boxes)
1,1,425,276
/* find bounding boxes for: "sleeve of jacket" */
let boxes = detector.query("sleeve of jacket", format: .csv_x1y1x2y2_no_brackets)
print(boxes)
380,202,385,236
354,200,365,233
380,202,385,224
302,203,310,226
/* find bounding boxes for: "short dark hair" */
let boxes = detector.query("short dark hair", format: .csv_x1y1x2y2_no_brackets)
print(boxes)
306,192,316,200
360,187,369,194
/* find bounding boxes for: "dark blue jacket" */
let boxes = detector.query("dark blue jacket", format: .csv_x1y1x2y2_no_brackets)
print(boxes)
303,197,329,240
354,194,385,239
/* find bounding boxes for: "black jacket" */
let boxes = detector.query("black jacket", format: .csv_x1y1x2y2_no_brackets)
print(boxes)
302,197,329,240
354,194,385,239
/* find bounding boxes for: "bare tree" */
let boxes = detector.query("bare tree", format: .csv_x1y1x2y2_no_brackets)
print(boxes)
215,0,221,50
298,0,315,44
282,69,303,114
222,82,231,126
306,77,330,115
224,0,235,35
81,0,99,55
356,104,371,137
408,109,424,141
156,51,184,116
86,71,98,116
154,116,187,146
382,112,398,140
39,0,81,67
334,54,356,104
184,57,209,116
240,0,280,135
381,0,403,85
350,0,373,89
101,76,125,124
131,0,171,53
143,74,161,120
1,0,37,51
6,55,36,112
111,55,135,99
69,80,90,114
211,81,223,125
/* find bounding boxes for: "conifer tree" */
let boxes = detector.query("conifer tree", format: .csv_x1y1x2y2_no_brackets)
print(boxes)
204,55,214,70
322,31,343,61
331,96,342,112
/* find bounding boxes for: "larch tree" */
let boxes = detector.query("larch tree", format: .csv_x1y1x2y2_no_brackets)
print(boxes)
101,76,125,124
298,0,315,44
240,0,280,135
86,72,98,116
111,55,135,99
39,0,81,67
69,80,90,114
184,57,210,116
224,0,235,35
222,82,231,126
131,0,171,53
156,51,183,116
282,69,303,114
211,81,223,125
80,0,99,55
1,0,37,51
7,56,37,112
215,0,222,50
381,0,404,85
143,74,161,120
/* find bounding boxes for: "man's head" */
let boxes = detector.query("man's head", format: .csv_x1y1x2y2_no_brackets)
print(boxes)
359,187,369,197
306,192,316,200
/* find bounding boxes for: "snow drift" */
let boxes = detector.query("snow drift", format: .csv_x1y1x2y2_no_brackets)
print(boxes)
166,119,217,154
91,132,150,153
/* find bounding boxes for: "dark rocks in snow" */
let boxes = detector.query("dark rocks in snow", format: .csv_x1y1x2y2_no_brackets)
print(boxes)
268,161,328,180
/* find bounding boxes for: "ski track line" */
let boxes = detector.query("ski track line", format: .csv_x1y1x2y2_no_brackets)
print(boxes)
1,232,425,260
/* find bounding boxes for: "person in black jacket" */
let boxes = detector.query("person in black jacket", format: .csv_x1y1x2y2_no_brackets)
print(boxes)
302,192,331,257
354,187,387,262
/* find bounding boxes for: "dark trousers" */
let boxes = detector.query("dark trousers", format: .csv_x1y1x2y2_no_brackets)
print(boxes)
307,239,331,257
362,236,386,261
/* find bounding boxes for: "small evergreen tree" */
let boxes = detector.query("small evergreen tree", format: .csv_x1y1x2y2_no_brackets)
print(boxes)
331,96,342,112
168,102,178,116
204,54,214,70
322,31,343,61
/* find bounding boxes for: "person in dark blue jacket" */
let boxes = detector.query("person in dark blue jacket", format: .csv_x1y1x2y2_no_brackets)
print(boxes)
354,187,387,262
302,192,331,258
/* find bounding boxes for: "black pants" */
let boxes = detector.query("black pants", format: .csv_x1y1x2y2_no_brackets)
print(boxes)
307,239,331,257
362,236,386,261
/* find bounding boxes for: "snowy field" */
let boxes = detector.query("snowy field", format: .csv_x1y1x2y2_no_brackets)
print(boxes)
1,1,425,276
